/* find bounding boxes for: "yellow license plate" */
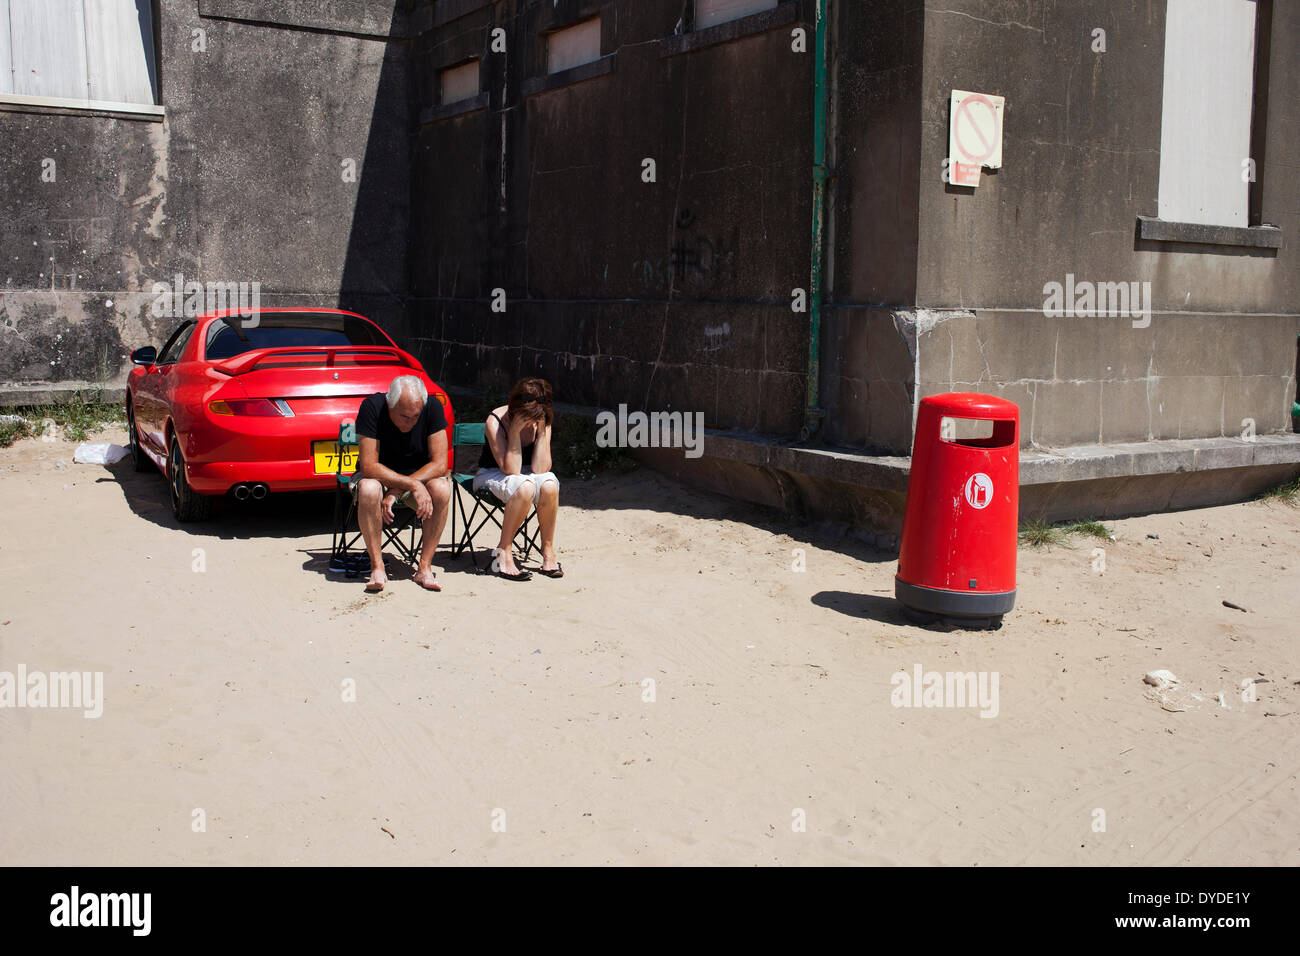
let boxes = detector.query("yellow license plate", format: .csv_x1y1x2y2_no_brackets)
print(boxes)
313,440,358,475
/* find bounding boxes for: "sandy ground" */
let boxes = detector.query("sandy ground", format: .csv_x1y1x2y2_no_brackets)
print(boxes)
1,425,1298,866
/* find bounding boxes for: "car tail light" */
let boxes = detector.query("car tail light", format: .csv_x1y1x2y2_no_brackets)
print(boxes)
209,399,289,417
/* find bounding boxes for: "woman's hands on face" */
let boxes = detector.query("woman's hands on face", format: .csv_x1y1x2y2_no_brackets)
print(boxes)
509,412,542,441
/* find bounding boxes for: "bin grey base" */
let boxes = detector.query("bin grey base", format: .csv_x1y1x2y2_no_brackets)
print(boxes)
895,578,1016,618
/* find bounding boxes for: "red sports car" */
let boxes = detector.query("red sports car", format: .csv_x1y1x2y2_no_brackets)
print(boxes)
125,308,455,521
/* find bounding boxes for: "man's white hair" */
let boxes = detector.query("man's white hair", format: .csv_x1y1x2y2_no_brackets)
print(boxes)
386,375,427,408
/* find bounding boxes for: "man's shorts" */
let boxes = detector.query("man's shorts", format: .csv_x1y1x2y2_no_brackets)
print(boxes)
472,467,559,505
350,475,449,509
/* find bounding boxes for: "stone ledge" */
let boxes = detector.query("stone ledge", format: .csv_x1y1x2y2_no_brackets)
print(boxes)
0,382,125,408
420,90,489,124
521,54,616,97
436,390,1300,492
1136,216,1283,249
702,431,911,492
696,430,1300,489
1020,434,1300,483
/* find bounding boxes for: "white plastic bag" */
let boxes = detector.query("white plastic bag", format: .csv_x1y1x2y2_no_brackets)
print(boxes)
73,442,129,465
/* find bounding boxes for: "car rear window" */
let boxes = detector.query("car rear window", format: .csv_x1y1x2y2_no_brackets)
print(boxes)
206,313,391,360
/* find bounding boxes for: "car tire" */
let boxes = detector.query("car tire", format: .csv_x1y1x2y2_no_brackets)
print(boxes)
169,435,212,522
127,402,151,473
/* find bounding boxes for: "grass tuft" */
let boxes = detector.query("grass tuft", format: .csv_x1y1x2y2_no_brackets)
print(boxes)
0,418,33,448
1256,475,1300,507
1018,518,1068,548
1019,517,1114,548
0,390,125,447
1061,519,1114,540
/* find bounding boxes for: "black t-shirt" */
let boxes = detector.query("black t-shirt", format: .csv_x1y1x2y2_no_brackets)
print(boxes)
355,391,448,475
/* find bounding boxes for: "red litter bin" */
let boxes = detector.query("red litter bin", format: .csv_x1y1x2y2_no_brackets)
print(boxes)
895,393,1019,623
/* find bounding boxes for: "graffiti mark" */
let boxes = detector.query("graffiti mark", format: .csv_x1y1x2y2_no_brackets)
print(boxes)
46,259,78,291
632,232,736,293
50,216,111,249
701,321,731,353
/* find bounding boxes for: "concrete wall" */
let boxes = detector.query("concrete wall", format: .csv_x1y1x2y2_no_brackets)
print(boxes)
898,0,1300,451
409,0,813,434
0,0,412,390
819,0,924,454
3,0,1295,475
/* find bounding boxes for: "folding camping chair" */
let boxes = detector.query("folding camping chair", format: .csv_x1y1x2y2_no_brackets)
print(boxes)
329,421,425,576
449,422,541,571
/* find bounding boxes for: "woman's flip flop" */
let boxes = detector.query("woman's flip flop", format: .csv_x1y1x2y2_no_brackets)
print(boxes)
536,563,564,579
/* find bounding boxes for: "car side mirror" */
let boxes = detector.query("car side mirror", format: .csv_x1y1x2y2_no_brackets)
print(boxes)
131,346,157,366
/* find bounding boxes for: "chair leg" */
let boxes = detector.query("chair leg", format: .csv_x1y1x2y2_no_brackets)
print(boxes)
466,498,499,571
332,488,356,562
457,486,478,561
331,486,371,574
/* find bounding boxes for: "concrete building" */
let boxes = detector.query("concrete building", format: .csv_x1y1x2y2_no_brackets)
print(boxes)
3,0,1298,527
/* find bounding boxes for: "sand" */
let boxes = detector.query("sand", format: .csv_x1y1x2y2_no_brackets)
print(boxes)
1,426,1298,865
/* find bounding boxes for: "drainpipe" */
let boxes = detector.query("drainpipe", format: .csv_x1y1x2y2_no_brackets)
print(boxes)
801,0,830,442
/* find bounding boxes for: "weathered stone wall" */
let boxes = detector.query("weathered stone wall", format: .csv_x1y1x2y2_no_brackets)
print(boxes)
901,0,1300,450
0,0,412,389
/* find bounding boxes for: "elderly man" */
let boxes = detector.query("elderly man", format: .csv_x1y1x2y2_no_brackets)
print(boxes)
353,374,451,592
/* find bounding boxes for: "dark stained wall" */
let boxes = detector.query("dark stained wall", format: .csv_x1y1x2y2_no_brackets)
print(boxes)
409,0,814,434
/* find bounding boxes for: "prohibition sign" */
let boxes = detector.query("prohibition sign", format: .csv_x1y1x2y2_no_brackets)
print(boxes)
953,93,999,166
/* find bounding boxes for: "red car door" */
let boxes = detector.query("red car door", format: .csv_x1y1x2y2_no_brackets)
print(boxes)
139,321,196,454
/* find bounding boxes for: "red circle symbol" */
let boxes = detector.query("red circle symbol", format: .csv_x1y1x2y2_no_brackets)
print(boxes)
954,94,999,165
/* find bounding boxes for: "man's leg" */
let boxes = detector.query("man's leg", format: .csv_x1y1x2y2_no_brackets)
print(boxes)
414,476,451,591
494,478,535,576
355,477,387,591
536,476,560,572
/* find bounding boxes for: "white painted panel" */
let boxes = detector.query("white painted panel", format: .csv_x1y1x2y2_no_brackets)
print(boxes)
9,0,88,100
1157,0,1257,227
696,0,777,31
85,0,157,105
0,2,13,94
440,60,479,105
547,17,600,75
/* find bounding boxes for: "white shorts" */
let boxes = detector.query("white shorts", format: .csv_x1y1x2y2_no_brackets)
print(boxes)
472,468,559,505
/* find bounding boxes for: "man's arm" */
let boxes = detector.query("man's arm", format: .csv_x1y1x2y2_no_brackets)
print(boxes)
415,430,449,481
358,437,423,494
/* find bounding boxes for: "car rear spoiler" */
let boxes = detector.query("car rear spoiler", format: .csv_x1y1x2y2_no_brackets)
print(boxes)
212,346,414,376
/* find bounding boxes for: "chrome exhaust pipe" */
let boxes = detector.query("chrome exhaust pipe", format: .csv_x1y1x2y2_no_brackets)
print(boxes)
233,484,251,500
250,483,268,500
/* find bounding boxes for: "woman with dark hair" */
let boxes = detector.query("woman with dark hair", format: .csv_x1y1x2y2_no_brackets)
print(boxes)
473,377,563,581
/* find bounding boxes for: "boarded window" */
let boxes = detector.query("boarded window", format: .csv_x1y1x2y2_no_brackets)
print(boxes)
696,0,778,31
1157,0,1258,227
547,17,600,74
0,0,158,106
440,60,479,105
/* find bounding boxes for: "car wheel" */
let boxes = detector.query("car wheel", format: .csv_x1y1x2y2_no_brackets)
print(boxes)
127,402,151,472
169,435,212,522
